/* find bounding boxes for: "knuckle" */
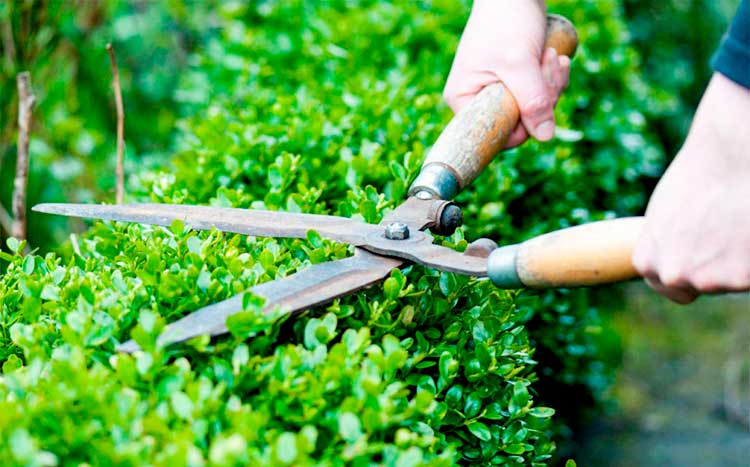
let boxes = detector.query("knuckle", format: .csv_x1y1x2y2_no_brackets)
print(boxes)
688,270,728,293
688,274,721,293
728,277,750,291
689,265,750,293
658,267,689,289
729,264,750,290
521,94,553,119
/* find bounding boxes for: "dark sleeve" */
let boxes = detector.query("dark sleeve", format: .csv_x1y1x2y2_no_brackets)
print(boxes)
711,0,750,88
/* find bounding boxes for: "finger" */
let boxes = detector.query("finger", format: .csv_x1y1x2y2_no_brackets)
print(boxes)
505,124,529,149
688,267,750,294
542,48,561,92
443,68,497,113
498,52,556,142
545,51,565,105
558,55,571,91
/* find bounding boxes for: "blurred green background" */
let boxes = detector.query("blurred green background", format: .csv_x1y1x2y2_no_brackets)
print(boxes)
1,1,746,465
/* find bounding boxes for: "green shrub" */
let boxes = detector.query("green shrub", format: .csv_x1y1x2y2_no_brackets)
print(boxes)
1,1,670,465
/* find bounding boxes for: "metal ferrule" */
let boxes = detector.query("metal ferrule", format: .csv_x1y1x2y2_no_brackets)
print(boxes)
487,244,523,289
408,164,459,201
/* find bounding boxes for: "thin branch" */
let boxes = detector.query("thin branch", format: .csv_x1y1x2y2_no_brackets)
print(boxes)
724,352,750,429
12,71,35,242
106,42,125,204
1,13,16,68
0,204,12,235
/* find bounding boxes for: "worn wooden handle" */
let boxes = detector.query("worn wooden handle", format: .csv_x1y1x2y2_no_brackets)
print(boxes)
424,14,578,192
489,217,645,289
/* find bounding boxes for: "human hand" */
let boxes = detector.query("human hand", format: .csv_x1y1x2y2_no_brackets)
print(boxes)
632,73,750,303
443,0,570,148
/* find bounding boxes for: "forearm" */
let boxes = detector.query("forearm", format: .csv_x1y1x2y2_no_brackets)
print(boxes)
632,71,750,303
684,73,750,174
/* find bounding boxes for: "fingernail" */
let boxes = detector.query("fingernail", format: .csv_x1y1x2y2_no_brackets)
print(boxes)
535,120,555,140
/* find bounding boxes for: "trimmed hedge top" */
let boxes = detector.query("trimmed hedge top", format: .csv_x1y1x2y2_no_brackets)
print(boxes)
0,1,668,465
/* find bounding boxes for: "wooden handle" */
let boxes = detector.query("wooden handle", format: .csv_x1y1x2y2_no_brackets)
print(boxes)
423,14,578,192
489,217,645,289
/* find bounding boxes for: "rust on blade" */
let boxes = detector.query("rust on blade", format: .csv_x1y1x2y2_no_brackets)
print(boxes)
33,202,378,246
362,230,488,276
39,198,487,354
117,248,403,353
382,196,454,231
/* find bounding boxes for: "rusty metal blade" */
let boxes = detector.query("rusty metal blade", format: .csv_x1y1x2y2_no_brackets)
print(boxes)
362,231,488,276
117,249,403,353
33,203,378,246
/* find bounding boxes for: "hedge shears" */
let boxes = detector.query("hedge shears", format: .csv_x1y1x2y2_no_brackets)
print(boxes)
34,15,645,353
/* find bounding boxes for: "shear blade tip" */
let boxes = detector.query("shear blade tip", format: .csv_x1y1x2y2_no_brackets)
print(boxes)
33,203,79,215
32,203,55,213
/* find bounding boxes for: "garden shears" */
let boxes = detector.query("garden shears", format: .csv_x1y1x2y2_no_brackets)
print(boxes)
34,15,645,353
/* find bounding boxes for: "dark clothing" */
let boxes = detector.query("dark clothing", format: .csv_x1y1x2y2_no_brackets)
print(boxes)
712,0,750,88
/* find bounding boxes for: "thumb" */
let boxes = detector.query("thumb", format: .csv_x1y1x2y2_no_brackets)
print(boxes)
498,53,556,142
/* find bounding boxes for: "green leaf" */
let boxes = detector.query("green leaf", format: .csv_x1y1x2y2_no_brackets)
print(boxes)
472,320,490,343
170,391,194,420
6,237,20,253
338,412,362,442
9,428,34,462
306,230,323,249
383,277,400,300
395,446,423,467
209,434,247,467
512,382,529,407
170,219,185,234
467,421,492,442
2,354,22,373
529,407,555,418
186,236,202,255
111,269,128,292
232,344,249,374
276,432,298,464
40,284,60,301
504,443,526,455
22,256,35,274
139,310,158,334
463,392,483,418
197,269,211,291
242,292,266,311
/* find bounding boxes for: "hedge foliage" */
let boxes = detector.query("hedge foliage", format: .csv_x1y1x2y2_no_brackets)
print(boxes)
0,1,676,465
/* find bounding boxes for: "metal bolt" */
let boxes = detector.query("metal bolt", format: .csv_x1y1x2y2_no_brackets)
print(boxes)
435,203,463,236
385,222,410,240
414,190,434,200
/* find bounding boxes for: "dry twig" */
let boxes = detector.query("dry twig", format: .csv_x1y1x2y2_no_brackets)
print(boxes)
1,12,16,67
106,43,125,204
0,204,12,234
12,71,35,241
724,348,750,429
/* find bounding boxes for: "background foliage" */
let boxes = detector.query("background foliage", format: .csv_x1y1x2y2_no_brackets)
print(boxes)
0,0,734,465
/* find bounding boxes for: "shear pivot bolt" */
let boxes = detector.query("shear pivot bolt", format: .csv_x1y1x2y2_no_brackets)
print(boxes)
385,222,410,240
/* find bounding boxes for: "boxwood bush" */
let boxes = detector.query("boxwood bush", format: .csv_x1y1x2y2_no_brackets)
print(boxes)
0,1,668,465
